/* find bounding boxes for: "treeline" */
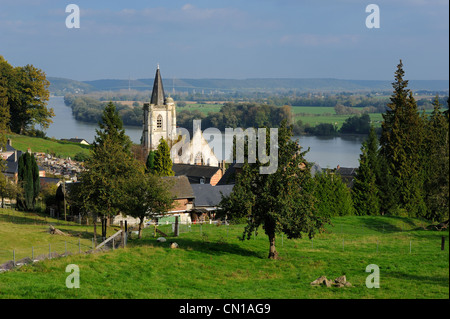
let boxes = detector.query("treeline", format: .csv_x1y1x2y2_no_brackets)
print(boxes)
176,91,448,111
351,61,449,221
0,56,54,136
64,94,142,126
293,113,373,136
177,102,292,132
284,62,449,221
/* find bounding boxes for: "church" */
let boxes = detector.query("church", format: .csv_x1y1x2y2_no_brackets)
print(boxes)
141,66,220,167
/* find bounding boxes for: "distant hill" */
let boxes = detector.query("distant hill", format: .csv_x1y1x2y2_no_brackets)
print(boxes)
48,76,449,94
48,77,96,95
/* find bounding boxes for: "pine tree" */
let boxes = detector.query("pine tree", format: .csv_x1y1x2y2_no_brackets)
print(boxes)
145,150,156,173
94,101,131,153
352,127,380,215
73,102,135,241
379,60,426,217
153,138,174,176
423,95,449,221
314,171,355,217
17,152,40,211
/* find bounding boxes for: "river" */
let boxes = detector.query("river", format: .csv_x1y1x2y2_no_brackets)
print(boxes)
45,96,364,168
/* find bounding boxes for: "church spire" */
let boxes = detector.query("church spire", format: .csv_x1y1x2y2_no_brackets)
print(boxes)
151,65,165,106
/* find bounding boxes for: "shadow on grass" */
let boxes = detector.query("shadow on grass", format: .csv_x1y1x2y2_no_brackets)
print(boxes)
357,216,403,233
129,235,265,259
388,271,449,289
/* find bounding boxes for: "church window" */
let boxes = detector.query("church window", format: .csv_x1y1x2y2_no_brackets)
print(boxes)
157,115,163,129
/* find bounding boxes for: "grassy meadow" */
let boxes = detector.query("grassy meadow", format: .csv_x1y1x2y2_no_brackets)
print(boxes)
0,208,448,299
5,134,91,159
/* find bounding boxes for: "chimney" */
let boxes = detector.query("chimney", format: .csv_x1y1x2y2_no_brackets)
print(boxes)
7,139,11,147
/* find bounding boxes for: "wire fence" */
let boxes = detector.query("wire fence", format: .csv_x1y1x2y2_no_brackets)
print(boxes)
139,220,449,256
1,217,448,271
0,233,127,271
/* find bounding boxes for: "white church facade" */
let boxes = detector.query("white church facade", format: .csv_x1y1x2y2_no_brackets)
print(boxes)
142,66,220,167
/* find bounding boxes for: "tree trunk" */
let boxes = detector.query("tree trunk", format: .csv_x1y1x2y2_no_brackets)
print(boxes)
101,216,107,241
93,219,97,246
138,219,144,239
268,233,278,259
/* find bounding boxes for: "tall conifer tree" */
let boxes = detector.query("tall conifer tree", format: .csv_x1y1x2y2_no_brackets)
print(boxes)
379,60,426,217
153,138,175,176
352,127,380,215
423,95,449,221
17,152,40,211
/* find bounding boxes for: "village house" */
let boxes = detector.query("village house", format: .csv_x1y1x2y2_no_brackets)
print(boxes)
172,163,225,186
190,183,233,222
60,138,90,145
112,175,196,226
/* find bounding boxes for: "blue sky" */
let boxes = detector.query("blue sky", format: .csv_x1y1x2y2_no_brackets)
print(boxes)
0,0,448,81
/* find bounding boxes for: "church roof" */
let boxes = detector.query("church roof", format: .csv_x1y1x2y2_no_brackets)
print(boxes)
150,66,165,106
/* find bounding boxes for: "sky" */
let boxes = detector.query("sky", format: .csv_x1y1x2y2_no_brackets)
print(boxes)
0,0,448,81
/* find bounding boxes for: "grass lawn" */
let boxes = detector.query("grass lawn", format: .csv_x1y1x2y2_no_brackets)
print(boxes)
0,212,448,299
0,209,118,265
5,134,91,159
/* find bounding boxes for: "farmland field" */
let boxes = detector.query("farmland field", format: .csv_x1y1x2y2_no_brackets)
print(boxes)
291,106,384,129
0,209,448,299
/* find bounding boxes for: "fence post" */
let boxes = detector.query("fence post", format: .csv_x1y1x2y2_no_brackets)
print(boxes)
120,221,124,248
174,216,179,237
441,236,445,251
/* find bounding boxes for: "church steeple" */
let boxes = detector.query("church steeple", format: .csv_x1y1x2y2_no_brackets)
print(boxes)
150,65,165,106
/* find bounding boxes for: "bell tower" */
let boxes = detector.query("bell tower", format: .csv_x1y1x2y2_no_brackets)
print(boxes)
142,65,177,153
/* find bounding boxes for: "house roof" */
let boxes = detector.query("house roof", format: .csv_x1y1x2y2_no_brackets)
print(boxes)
191,184,233,207
216,162,243,185
61,138,89,144
336,167,357,176
162,175,195,199
172,164,221,179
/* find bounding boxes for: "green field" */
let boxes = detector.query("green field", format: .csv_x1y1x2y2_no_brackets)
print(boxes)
179,103,223,115
291,106,384,129
0,208,448,299
6,134,91,158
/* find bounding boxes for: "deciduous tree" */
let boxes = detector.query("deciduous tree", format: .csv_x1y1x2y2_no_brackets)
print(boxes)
220,121,328,259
